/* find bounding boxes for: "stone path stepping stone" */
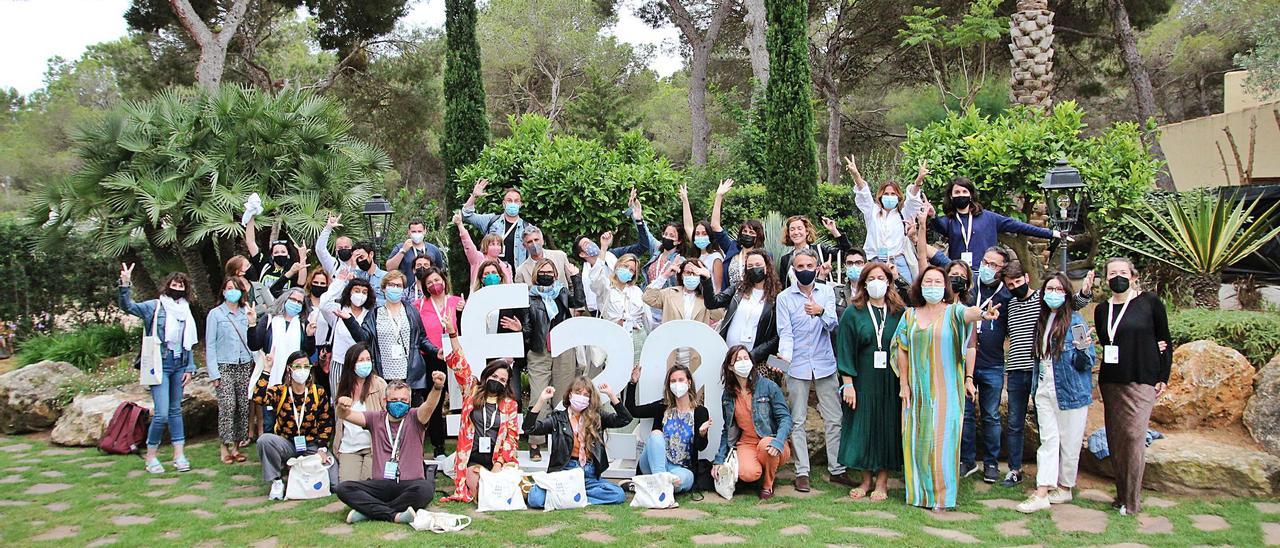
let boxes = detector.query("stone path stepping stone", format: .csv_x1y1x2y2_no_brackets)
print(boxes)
7,466,31,472
39,448,79,456
582,510,614,522
250,538,277,548
980,499,1020,510
724,518,761,526
780,525,811,536
190,509,215,519
39,470,65,478
1256,503,1280,514
225,496,264,507
1262,523,1280,546
1144,496,1176,509
996,519,1030,537
111,515,154,526
86,535,119,547
1138,515,1173,534
635,525,673,534
17,458,42,464
24,483,71,495
0,474,23,484
0,443,33,452
690,533,744,545
127,470,143,478
1189,515,1229,532
1079,489,1114,503
807,512,835,521
191,481,213,490
1100,543,1150,548
579,532,617,543
102,503,141,512
31,525,79,541
320,501,347,513
1052,504,1108,534
231,474,254,482
757,502,792,511
381,532,410,541
836,526,901,538
922,526,980,544
320,525,352,536
89,472,110,479
84,462,113,469
529,525,564,536
772,485,821,498
162,494,207,505
142,491,169,498
0,500,31,507
44,502,71,512
148,477,179,486
642,508,709,520
924,509,979,521
851,510,896,520
193,468,218,477
248,500,300,514
231,485,257,493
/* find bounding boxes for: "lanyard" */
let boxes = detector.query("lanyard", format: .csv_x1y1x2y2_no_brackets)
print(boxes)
975,282,1003,333
290,389,306,435
958,213,974,252
868,305,886,351
480,404,497,432
430,297,452,327
384,415,407,461
1106,291,1136,343
502,219,519,240
1041,311,1057,356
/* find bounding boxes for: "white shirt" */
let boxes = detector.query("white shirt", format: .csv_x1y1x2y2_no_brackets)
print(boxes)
681,291,697,320
727,289,766,349
854,184,924,260
339,400,371,453
590,262,649,332
580,252,618,312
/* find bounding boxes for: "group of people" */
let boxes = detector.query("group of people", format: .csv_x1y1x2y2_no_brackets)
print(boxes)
115,154,1173,526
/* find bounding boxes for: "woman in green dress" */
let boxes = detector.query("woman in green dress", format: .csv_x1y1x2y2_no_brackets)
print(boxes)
894,264,997,511
836,262,906,501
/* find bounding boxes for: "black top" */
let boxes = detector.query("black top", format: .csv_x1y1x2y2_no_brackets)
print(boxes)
622,381,710,455
777,235,854,289
702,281,779,363
470,401,500,446
522,403,633,474
1094,291,1172,386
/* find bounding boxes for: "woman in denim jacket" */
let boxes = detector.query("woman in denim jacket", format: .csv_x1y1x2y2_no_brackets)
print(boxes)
1017,272,1097,513
205,275,255,464
711,345,794,500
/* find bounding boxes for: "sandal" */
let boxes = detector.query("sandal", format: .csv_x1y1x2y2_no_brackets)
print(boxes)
234,453,248,463
849,487,869,499
528,446,542,462
221,454,235,465
173,456,192,473
869,490,888,502
145,458,165,474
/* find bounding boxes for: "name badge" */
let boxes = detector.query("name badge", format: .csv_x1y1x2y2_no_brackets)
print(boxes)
292,435,307,453
383,460,399,480
478,436,492,454
873,351,888,369
878,246,890,260
1104,345,1120,364
961,252,974,266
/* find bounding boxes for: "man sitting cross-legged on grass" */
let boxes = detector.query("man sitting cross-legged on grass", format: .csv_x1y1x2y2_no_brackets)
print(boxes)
333,373,445,525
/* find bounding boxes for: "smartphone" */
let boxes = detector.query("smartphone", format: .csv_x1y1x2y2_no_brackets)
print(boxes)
766,355,790,373
1071,323,1088,342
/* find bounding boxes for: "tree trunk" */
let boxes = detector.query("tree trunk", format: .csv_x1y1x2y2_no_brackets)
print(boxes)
688,45,711,166
1189,271,1221,309
1008,0,1055,110
743,0,770,90
168,0,252,91
825,91,841,185
1105,0,1175,191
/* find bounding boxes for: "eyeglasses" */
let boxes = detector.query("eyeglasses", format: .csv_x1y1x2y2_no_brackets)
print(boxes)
270,240,290,247
980,260,1004,269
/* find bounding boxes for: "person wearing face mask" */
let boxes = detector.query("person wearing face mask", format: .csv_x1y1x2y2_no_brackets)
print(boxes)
462,178,538,269
333,343,387,483
704,250,781,373
513,226,573,287
525,377,633,508
119,265,199,474
642,258,725,366
847,154,928,284
411,267,465,458
1016,273,1096,514
998,261,1095,488
834,250,869,317
406,256,434,304
439,332,522,503
776,215,854,289
248,287,319,432
243,217,310,299
520,258,585,461
711,345,793,499
959,245,1014,483
775,249,854,490
346,241,388,306
316,214,356,278
576,211,655,315
679,184,726,293
319,276,377,402
454,210,513,284
624,363,709,494
1094,257,1171,517
252,350,337,500
616,188,685,292
334,375,446,525
386,219,447,282
590,253,651,363
835,263,907,502
305,267,333,387
206,276,255,465
894,265,1000,512
707,179,771,289
925,176,1063,267
912,210,973,306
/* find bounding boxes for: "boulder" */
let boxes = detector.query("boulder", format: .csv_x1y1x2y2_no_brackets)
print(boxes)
1151,340,1254,429
1081,431,1280,497
804,410,828,468
1245,353,1280,456
0,361,87,434
51,376,219,446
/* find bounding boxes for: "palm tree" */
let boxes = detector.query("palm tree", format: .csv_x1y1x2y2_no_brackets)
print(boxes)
1009,0,1055,109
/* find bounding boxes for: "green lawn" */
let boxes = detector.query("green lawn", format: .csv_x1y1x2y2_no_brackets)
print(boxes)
0,434,1275,547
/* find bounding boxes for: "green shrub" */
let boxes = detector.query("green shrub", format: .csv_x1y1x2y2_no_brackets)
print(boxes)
56,362,136,406
17,324,141,371
1167,309,1280,368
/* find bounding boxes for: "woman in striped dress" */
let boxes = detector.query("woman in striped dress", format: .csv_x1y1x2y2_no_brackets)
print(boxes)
894,264,997,511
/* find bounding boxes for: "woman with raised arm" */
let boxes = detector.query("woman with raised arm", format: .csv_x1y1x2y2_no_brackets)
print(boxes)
708,179,769,290
777,215,854,288
454,210,514,284
524,378,634,508
680,184,726,293
332,343,386,482
624,363,709,494
847,154,927,284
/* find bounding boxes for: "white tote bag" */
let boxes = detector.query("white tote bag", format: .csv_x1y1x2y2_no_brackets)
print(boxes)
531,467,589,512
138,304,163,386
411,510,472,533
714,448,738,500
284,454,333,500
630,472,679,509
477,467,527,512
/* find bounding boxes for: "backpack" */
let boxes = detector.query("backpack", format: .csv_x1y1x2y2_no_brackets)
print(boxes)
99,401,150,455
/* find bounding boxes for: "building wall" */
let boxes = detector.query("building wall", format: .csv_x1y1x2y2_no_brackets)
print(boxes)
1159,103,1280,190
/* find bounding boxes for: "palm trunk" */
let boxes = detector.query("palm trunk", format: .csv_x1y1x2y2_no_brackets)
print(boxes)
1189,272,1221,309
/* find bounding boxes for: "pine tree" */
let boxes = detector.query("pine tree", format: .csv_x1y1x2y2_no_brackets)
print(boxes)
442,0,488,287
761,0,818,215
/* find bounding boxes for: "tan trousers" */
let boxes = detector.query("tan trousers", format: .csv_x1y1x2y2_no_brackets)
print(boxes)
1100,382,1157,514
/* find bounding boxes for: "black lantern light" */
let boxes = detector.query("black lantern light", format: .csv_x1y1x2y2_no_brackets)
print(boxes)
362,194,395,251
1040,159,1087,273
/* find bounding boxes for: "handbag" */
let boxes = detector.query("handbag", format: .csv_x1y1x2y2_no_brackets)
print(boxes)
531,467,589,512
410,510,472,533
692,458,715,492
137,303,163,386
477,467,527,512
284,453,333,500
713,448,738,500
630,472,679,509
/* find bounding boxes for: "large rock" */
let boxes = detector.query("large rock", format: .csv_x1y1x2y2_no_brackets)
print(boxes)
1081,431,1280,497
1151,340,1254,429
51,376,218,446
1245,353,1280,457
804,409,828,468
0,361,87,434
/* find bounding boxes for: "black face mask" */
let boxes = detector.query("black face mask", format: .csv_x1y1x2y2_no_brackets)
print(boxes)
745,266,766,283
660,237,677,251
1010,283,1030,299
166,288,187,300
1109,275,1130,294
414,267,429,281
794,269,818,286
536,273,556,287
949,275,969,294
737,233,755,248
310,285,327,298
356,258,372,272
485,379,505,395
952,195,972,210
273,255,292,268
336,248,353,262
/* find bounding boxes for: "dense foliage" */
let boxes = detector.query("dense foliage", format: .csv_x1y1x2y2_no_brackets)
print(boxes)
759,0,818,215
17,324,141,372
0,217,119,338
1168,309,1280,368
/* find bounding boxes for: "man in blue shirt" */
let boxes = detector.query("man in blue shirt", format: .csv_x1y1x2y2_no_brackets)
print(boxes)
776,249,854,491
385,219,446,282
460,178,537,270
962,246,1012,483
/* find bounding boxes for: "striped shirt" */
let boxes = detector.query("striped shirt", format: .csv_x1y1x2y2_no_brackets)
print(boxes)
1005,289,1091,371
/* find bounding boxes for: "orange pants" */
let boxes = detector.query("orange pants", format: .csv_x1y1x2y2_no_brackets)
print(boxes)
736,436,791,490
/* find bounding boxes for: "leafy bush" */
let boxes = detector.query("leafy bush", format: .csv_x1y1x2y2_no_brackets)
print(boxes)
0,216,119,338
17,324,141,371
1167,309,1280,368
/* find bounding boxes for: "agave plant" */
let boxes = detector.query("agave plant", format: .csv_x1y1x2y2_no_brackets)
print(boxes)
1108,191,1280,308
27,85,392,306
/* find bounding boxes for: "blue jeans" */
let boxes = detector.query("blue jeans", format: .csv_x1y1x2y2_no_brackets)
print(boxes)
147,353,188,447
639,431,695,493
1004,369,1033,471
961,364,1004,468
874,255,915,285
527,459,625,508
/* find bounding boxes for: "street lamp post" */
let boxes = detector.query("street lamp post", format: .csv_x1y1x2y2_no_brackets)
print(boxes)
362,194,395,252
1040,159,1087,274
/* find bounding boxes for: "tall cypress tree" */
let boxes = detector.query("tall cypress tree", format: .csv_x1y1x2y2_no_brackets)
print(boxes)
761,0,817,215
442,0,488,287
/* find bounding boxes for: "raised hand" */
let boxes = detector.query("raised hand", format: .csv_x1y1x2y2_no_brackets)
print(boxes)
499,316,522,332
803,294,824,316
716,179,734,196
305,318,318,336
326,214,342,229
120,263,135,285
916,159,930,181
336,396,353,412
678,183,688,203
1081,270,1096,294
821,217,840,235
471,178,489,198
452,210,463,226
565,262,580,277
432,370,447,389
843,154,859,175
599,231,614,249
246,306,257,325
981,302,1002,321
599,383,614,399
334,307,352,320
539,386,556,403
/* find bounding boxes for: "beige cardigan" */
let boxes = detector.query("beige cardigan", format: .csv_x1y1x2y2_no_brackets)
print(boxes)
332,375,388,452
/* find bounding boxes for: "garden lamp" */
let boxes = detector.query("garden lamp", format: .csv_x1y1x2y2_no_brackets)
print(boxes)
1040,159,1086,273
362,194,395,250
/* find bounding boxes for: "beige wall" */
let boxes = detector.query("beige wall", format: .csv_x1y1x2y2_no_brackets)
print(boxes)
1158,102,1280,190
1224,70,1279,113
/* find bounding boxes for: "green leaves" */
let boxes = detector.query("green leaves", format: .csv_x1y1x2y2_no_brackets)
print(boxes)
1111,191,1280,276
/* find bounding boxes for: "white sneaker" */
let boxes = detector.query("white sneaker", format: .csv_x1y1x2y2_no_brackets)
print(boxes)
1119,505,1130,516
268,479,285,501
1015,494,1051,514
1047,488,1073,504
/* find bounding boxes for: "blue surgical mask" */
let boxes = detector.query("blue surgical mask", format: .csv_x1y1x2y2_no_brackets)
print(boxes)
504,203,521,217
223,289,243,303
583,242,601,257
1043,291,1066,309
922,286,946,304
845,266,862,282
693,236,711,250
880,195,899,209
482,273,502,286
386,401,411,419
979,265,998,285
682,275,701,290
354,361,373,378
385,287,405,302
284,300,303,317
527,242,543,256
615,267,634,283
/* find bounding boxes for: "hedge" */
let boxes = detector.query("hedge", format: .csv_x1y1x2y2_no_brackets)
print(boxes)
1167,308,1280,368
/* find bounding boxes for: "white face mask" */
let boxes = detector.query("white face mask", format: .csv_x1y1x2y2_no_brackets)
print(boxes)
669,381,690,398
733,359,753,378
866,279,889,300
350,292,367,307
291,368,310,384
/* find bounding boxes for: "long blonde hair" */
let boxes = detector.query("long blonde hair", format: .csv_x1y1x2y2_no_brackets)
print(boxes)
563,376,604,450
